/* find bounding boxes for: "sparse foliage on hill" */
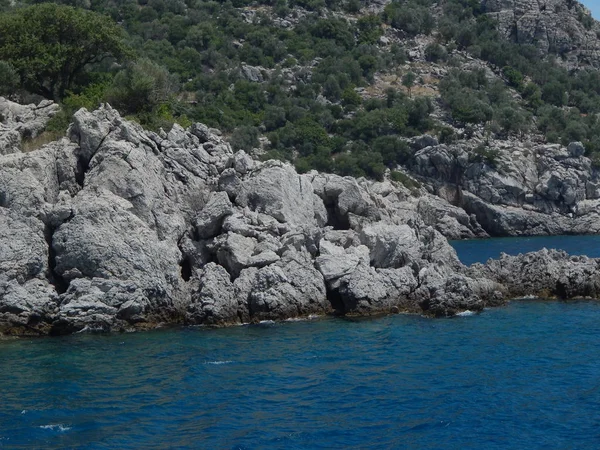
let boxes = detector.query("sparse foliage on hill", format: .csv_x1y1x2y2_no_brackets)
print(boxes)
2,0,600,176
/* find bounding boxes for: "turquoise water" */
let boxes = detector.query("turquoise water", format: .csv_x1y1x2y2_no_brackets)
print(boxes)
2,301,600,449
451,234,600,265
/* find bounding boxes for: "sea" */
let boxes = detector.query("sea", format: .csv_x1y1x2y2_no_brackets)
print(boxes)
1,236,600,449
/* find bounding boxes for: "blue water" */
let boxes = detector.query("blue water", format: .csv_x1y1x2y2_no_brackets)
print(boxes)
2,301,600,449
451,234,600,265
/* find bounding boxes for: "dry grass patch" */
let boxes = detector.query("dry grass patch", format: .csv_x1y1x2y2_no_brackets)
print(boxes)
21,130,63,153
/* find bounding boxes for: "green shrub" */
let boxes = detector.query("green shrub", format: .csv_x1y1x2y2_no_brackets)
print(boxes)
0,60,18,96
471,144,500,167
391,170,421,189
230,126,260,151
424,43,448,62
107,58,179,114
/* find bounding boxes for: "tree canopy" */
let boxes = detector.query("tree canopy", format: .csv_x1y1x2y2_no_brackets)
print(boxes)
0,3,130,99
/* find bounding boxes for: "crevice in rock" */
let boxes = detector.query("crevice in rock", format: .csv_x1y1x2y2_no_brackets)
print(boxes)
324,199,350,230
73,128,113,188
44,224,69,294
49,319,80,336
326,285,346,315
554,280,567,299
75,155,89,188
180,257,192,282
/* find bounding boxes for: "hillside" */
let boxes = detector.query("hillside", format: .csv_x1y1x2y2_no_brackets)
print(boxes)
2,0,600,237
4,0,600,333
2,0,600,171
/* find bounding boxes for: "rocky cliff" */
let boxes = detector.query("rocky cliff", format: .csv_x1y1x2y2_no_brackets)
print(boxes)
410,135,600,236
1,98,600,335
483,0,600,68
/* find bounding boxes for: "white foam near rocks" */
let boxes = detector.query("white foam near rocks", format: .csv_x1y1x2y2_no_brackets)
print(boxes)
39,424,71,432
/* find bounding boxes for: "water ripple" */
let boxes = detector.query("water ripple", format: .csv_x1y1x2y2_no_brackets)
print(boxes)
2,301,600,449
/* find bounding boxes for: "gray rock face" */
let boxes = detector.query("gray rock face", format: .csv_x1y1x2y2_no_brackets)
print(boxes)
236,161,327,227
482,0,600,68
1,98,599,335
194,191,233,239
186,263,238,325
411,139,600,236
469,249,600,299
416,195,488,239
240,64,265,83
0,97,59,155
0,208,58,334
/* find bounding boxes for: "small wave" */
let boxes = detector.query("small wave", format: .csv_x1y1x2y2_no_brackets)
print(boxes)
259,320,276,325
20,410,26,415
75,325,105,334
40,424,71,432
456,310,476,317
307,314,321,320
204,360,233,365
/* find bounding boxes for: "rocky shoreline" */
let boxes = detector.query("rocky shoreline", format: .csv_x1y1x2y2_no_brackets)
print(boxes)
2,98,600,336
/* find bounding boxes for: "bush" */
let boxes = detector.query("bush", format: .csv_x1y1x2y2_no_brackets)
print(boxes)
471,144,500,167
0,60,18,96
341,86,362,107
390,170,421,189
107,59,179,114
424,43,448,62
230,126,260,151
372,135,412,166
0,3,130,99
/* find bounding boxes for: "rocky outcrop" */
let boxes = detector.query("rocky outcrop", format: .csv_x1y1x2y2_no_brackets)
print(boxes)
1,99,600,335
0,97,59,155
469,249,600,299
482,0,600,68
410,139,600,236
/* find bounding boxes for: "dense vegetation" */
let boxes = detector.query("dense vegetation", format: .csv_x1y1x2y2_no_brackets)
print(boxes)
1,0,600,178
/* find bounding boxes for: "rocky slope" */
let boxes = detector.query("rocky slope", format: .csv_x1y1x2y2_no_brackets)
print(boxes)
483,0,600,68
409,135,600,236
1,97,600,335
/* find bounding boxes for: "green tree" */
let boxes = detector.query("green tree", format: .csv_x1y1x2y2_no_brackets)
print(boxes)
230,126,260,151
424,43,447,62
0,3,130,100
402,71,417,98
107,58,178,114
0,61,18,96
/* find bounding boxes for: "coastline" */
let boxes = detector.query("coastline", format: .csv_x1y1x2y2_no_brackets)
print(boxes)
2,99,600,336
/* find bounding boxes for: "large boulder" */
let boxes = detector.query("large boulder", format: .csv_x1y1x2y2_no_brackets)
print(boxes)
235,250,329,321
52,190,185,325
236,161,327,227
194,191,233,239
186,263,238,325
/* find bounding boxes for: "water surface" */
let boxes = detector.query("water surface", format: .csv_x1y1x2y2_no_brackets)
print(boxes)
2,301,600,449
451,234,600,265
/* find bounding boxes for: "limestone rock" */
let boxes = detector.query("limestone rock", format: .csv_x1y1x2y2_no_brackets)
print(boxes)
194,191,233,239
186,263,238,325
483,0,600,68
51,190,185,324
236,161,327,227
0,97,59,155
2,100,600,335
470,249,600,299
236,250,329,321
